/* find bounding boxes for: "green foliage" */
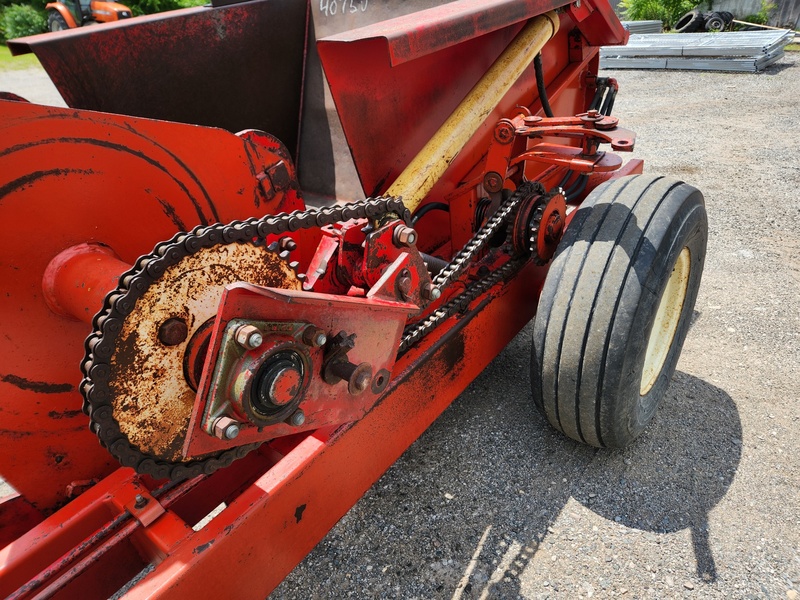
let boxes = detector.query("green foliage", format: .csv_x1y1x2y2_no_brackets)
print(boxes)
621,0,698,28
1,3,46,39
125,0,180,16
741,0,776,23
125,0,205,16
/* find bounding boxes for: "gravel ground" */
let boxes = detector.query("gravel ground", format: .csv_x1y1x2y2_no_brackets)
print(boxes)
1,52,798,599
276,54,800,599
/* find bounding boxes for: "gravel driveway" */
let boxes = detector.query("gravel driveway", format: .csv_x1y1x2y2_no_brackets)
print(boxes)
1,51,798,599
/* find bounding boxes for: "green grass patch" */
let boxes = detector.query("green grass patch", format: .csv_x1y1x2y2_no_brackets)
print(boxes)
786,43,800,52
0,44,42,70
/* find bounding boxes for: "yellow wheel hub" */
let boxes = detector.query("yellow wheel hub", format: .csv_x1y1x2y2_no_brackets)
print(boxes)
640,247,691,396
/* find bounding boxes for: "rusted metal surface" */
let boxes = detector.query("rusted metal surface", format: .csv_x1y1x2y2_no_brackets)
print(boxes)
7,0,308,156
182,284,416,459
317,0,626,205
0,98,308,511
0,0,643,595
110,246,302,463
128,259,549,599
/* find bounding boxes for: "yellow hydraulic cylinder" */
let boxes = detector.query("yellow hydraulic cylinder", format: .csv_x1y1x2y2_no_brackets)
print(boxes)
387,10,560,213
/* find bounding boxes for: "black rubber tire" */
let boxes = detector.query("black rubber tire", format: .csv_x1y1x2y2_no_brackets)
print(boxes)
531,175,707,448
48,10,69,32
674,9,705,33
705,12,727,31
720,11,734,23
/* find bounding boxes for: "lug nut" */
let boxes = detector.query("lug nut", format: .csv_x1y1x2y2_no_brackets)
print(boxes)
288,409,305,427
422,283,441,301
213,416,241,440
235,324,263,350
393,225,418,247
302,326,327,348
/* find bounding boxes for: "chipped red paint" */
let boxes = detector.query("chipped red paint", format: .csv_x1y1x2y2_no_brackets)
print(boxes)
0,0,640,596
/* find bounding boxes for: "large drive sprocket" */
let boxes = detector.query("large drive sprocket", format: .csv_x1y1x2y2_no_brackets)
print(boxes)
82,198,409,480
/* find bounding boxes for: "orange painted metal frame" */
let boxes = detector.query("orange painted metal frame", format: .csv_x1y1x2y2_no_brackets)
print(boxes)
0,0,638,596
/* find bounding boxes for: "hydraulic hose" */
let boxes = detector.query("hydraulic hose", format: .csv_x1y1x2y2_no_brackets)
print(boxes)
533,53,554,118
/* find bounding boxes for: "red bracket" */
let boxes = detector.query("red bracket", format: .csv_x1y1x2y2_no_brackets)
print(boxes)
482,110,636,191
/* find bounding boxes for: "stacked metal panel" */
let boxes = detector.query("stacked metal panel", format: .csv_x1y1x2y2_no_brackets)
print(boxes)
620,20,663,34
600,30,795,72
621,20,664,34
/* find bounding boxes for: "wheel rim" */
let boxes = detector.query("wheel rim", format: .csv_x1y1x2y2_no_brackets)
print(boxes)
640,247,691,396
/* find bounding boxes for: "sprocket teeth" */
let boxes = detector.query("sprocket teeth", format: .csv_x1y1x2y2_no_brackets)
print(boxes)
81,197,402,480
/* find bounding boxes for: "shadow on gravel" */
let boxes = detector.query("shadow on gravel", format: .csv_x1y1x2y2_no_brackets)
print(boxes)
276,343,742,600
457,369,743,598
574,370,742,583
763,61,796,75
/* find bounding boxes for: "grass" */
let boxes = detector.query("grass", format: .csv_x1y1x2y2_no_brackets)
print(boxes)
0,44,43,71
786,43,800,52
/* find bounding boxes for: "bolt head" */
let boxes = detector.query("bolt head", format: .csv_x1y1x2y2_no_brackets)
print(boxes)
302,326,327,348
397,275,412,296
423,284,441,301
289,409,305,427
235,324,263,350
158,318,188,346
394,226,418,247
483,172,503,193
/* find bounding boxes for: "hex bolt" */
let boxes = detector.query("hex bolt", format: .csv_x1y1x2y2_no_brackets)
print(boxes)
158,318,188,346
397,270,413,298
483,172,503,193
288,409,305,427
134,494,148,509
422,283,441,301
213,416,241,440
279,237,297,252
235,324,263,350
393,225,418,247
302,326,327,348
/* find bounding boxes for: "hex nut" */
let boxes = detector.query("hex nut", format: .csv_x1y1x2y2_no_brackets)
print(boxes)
422,283,441,300
235,324,263,350
213,416,241,440
393,226,418,247
302,326,327,348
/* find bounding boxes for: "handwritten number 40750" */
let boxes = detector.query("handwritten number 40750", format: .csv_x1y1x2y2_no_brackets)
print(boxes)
320,0,368,16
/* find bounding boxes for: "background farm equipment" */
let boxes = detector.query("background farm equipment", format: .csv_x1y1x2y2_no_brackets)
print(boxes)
45,0,133,31
0,0,706,597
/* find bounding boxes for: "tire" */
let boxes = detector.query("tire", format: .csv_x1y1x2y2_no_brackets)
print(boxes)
48,10,69,32
531,175,707,448
720,11,734,23
705,12,727,31
674,9,705,33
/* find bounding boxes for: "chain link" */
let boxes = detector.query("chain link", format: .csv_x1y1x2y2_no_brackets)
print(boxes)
82,186,533,480
81,197,409,480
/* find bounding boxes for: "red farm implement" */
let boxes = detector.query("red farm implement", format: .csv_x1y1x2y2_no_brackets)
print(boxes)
0,0,707,597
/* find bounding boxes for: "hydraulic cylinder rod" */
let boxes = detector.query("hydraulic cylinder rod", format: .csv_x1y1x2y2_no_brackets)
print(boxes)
387,10,560,213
